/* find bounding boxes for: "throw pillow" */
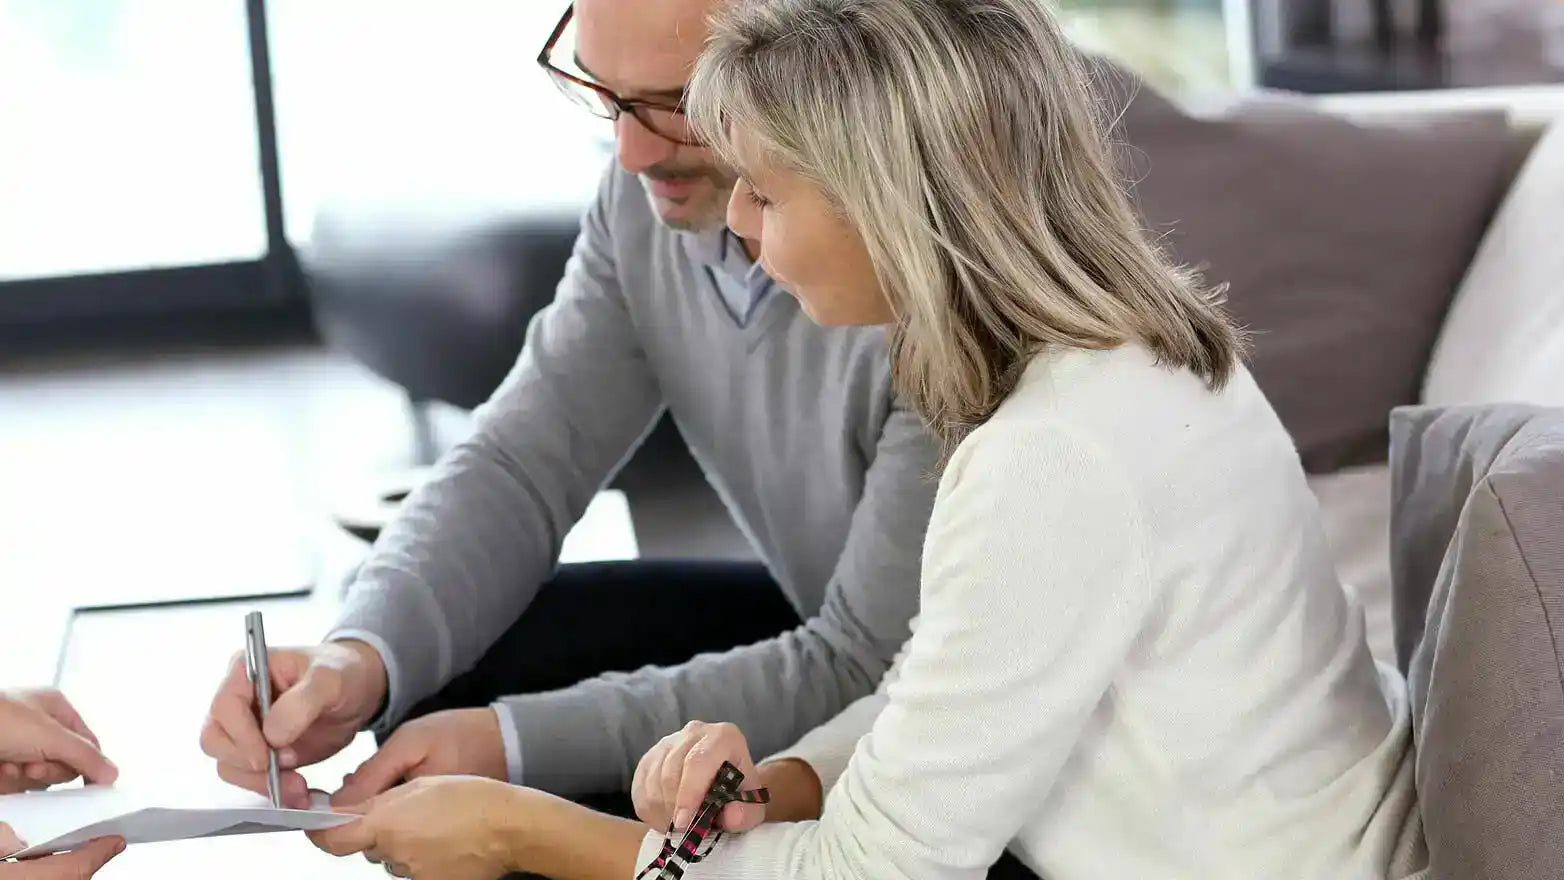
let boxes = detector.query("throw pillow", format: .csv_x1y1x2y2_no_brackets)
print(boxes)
1422,121,1564,408
1109,75,1515,473
1388,403,1564,880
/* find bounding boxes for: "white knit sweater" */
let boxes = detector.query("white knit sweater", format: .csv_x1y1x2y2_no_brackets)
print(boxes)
635,346,1426,880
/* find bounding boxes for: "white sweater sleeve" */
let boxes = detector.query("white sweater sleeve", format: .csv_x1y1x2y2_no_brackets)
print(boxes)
633,423,1157,880
762,621,912,793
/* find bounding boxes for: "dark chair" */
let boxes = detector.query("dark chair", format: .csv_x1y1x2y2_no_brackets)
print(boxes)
302,200,586,462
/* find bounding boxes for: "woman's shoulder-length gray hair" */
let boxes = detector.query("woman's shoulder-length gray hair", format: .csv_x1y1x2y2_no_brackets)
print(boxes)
687,0,1244,459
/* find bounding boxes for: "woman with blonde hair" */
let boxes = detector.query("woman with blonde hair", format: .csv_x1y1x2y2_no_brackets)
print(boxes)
305,1,1427,877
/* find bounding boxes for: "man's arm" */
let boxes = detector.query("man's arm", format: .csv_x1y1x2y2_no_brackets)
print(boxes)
501,403,938,796
327,166,664,732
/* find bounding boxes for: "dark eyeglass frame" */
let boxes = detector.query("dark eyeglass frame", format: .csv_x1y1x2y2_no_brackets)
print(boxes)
536,5,699,146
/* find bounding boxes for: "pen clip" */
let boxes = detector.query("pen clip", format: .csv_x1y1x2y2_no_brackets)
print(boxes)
244,614,263,683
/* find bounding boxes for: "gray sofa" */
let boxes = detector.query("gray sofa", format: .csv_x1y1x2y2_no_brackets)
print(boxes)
1389,404,1564,879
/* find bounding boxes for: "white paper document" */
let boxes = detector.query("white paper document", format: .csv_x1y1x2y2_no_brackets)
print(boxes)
1,786,354,859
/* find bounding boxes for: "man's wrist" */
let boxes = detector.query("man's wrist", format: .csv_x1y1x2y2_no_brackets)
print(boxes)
757,757,824,822
331,638,390,721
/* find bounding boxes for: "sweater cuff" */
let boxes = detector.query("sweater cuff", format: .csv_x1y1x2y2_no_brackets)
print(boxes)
634,830,666,878
762,690,885,796
497,686,627,796
329,572,454,735
765,730,858,796
323,628,404,738
492,703,525,783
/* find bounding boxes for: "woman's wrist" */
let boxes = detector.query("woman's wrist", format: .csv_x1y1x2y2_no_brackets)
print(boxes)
496,785,647,880
757,758,824,822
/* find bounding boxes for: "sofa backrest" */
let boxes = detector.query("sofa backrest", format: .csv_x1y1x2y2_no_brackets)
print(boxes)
1313,84,1564,190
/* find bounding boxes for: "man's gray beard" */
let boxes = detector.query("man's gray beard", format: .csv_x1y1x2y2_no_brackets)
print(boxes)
639,175,737,233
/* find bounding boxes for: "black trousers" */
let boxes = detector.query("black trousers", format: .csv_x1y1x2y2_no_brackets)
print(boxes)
401,560,1040,880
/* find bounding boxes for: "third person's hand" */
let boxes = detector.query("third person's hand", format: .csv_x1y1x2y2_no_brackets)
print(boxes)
200,640,387,809
0,825,124,880
0,690,117,796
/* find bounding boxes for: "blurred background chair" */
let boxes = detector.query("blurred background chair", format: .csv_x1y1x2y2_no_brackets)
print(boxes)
304,202,584,463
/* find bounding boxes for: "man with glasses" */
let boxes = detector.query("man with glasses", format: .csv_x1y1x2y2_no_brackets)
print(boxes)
202,0,937,843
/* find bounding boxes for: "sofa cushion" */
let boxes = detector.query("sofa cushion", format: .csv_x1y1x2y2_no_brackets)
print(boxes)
1388,404,1564,880
1423,121,1564,408
1115,81,1514,473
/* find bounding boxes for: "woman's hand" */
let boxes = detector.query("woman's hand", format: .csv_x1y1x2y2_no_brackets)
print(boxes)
632,721,767,834
0,691,117,796
307,776,526,880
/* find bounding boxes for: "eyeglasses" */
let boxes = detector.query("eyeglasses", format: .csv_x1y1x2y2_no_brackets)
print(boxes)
537,5,699,146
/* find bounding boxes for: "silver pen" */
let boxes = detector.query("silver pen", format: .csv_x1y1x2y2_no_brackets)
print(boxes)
244,611,284,808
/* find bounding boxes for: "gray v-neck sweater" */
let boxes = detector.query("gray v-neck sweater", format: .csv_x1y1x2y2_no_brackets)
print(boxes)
329,164,938,795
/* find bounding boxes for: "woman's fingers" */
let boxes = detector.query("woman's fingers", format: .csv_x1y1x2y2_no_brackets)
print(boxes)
659,727,704,829
630,739,672,827
635,722,763,833
676,724,756,832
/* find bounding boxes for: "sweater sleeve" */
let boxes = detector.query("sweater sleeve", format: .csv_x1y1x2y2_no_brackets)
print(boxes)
635,422,1157,880
762,620,913,794
501,403,936,796
327,164,664,733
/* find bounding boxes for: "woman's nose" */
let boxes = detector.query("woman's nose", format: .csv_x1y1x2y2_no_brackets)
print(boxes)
726,183,762,240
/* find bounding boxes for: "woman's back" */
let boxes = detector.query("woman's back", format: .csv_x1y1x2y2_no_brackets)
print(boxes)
940,344,1421,878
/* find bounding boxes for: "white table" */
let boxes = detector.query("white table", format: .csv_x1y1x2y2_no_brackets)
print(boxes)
42,490,638,878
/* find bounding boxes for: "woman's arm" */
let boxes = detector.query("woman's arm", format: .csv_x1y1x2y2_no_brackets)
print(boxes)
751,758,825,823
498,793,647,880
630,423,1155,880
308,777,647,880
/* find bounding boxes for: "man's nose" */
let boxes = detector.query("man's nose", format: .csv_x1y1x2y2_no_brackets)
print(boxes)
615,114,677,175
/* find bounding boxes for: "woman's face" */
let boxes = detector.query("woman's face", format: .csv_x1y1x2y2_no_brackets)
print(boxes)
724,149,893,327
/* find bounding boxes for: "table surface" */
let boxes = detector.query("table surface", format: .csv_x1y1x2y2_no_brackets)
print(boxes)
55,600,385,879
40,490,639,878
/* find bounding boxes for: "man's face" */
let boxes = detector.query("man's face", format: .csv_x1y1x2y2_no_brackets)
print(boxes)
574,0,736,231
